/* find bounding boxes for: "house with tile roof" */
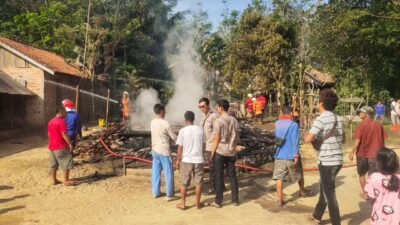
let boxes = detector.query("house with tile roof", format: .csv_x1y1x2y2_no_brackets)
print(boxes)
0,36,109,129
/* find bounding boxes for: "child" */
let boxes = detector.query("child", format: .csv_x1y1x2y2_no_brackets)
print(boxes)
364,148,400,225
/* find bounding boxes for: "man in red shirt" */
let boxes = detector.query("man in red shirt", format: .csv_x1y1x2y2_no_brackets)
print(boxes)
349,106,385,199
48,106,75,185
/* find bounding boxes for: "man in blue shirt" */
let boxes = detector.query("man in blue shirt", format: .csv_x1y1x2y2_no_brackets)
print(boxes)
62,99,82,148
374,100,385,122
273,105,305,207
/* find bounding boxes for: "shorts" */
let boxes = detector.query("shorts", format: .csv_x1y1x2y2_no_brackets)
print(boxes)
273,158,303,182
374,114,384,121
49,148,74,170
357,156,376,176
180,162,204,187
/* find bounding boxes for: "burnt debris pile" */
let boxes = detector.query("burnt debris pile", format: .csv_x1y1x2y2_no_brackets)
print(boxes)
73,124,152,164
236,120,277,163
73,122,277,167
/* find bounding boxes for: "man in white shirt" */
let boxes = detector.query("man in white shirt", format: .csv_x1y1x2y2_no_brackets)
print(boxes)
390,98,399,131
175,111,205,210
151,104,177,201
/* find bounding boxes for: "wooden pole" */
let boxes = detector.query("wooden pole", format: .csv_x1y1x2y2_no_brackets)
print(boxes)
75,84,80,113
105,89,110,129
82,0,91,78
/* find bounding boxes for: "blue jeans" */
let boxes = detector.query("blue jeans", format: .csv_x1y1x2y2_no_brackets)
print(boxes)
151,151,174,197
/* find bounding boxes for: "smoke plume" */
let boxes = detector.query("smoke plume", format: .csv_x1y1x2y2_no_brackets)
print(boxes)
129,88,160,130
129,26,206,129
164,28,205,125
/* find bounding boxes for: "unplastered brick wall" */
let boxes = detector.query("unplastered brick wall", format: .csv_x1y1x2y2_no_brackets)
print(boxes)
1,67,45,127
44,73,79,123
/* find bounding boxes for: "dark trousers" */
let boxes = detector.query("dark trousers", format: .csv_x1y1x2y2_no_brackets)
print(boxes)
214,153,238,204
68,134,77,148
313,164,342,225
205,151,216,188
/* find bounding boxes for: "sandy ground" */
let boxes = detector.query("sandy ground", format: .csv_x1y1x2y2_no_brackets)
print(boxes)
0,127,399,225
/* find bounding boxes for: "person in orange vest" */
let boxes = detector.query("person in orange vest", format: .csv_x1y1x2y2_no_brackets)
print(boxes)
256,91,267,117
245,94,254,118
121,91,130,123
253,97,263,124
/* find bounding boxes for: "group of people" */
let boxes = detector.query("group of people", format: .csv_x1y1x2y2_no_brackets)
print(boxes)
277,91,399,225
245,91,267,122
150,98,239,209
46,90,399,225
149,89,399,225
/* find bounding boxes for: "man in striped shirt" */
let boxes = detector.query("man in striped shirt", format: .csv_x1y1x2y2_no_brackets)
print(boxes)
304,89,344,225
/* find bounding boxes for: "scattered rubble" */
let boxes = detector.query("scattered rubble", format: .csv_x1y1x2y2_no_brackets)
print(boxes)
73,121,277,167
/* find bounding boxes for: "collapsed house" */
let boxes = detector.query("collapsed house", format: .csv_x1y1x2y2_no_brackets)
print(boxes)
0,36,110,129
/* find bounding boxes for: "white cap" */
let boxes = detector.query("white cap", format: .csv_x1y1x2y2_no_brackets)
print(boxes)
248,94,253,98
252,98,256,101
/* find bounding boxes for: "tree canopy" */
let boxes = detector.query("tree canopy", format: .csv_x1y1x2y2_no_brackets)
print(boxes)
1,0,399,103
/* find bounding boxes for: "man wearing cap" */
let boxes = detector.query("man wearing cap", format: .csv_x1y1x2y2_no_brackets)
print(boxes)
62,99,82,148
349,106,385,199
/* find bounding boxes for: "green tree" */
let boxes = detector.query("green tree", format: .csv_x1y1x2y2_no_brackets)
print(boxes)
309,0,400,99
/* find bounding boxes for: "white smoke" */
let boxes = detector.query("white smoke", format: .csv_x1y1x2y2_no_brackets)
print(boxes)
129,88,160,130
164,28,205,125
129,26,206,129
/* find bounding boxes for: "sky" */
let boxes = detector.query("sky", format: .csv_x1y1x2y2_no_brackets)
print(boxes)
174,0,254,30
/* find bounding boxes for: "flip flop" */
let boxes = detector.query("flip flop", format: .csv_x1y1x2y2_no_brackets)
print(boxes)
206,202,222,208
299,190,313,197
196,203,204,209
63,180,78,186
53,180,62,185
176,203,186,210
306,214,321,225
152,193,165,198
165,196,176,202
278,201,287,207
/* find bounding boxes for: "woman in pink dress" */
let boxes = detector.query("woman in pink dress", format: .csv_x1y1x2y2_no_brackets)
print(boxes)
364,148,400,225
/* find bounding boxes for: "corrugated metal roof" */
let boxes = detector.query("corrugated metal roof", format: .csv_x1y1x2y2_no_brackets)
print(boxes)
0,70,35,95
304,68,335,86
0,36,85,77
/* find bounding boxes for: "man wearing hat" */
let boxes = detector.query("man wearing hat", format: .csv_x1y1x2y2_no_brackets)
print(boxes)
349,106,385,199
62,99,82,148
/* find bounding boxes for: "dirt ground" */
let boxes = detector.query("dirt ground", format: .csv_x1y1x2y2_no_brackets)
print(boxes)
0,127,399,225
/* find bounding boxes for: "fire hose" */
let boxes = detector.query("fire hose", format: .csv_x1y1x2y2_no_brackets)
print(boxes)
98,125,356,172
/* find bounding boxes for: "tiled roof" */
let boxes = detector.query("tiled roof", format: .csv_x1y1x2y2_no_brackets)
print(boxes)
0,70,34,95
0,36,84,77
304,68,335,86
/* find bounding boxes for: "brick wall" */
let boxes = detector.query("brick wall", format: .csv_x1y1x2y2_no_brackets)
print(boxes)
0,46,113,128
44,73,111,124
1,67,45,127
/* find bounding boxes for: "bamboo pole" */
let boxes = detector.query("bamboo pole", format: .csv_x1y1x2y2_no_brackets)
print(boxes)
105,89,110,129
75,84,80,113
